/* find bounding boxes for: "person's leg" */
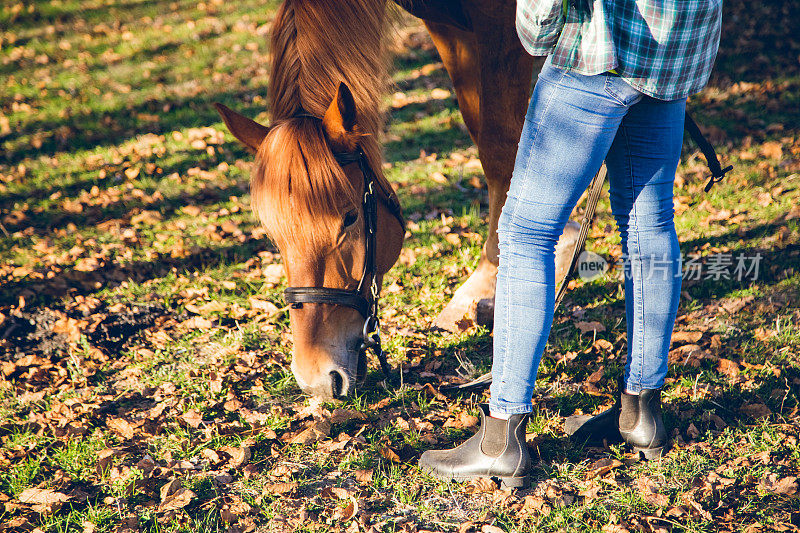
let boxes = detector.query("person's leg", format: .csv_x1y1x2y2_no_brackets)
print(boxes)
489,62,643,416
419,65,647,485
559,90,684,459
605,95,685,394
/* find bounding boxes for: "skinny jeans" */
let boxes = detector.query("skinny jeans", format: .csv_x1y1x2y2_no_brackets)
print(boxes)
489,58,684,415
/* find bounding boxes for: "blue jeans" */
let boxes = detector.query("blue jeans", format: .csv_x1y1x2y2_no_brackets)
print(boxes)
489,58,685,415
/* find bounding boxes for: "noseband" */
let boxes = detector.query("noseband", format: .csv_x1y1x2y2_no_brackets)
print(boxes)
283,138,404,386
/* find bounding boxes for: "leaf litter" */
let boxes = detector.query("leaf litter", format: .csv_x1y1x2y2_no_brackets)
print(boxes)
1,0,800,531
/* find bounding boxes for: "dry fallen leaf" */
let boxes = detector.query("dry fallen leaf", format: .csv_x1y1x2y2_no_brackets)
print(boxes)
593,338,614,351
183,316,213,330
329,409,366,425
107,418,134,440
580,484,601,502
759,473,798,496
265,482,298,496
587,458,623,479
717,358,741,379
248,297,280,314
752,450,771,465
335,498,358,520
760,141,783,159
220,445,251,467
180,409,203,428
459,410,479,428
262,263,285,285
96,448,122,475
586,365,605,384
739,403,771,419
320,486,355,500
160,479,182,502
430,171,448,184
575,321,605,334
421,382,447,401
671,330,703,344
720,295,754,314
353,469,373,484
637,476,670,507
19,488,70,511
158,488,195,512
288,420,331,445
430,88,451,100
464,477,498,494
379,446,400,463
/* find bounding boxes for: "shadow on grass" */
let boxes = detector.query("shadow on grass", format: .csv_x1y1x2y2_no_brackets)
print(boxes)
1,0,180,31
0,165,249,242
0,237,276,307
1,89,266,166
384,117,471,164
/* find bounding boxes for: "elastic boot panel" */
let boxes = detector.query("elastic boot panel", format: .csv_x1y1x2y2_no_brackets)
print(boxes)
480,415,510,457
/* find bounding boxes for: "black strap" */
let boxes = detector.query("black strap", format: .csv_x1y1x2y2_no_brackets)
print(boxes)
284,287,370,318
334,150,405,229
554,164,607,309
683,111,733,192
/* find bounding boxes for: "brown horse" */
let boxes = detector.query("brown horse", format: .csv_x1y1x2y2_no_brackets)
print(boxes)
216,0,577,398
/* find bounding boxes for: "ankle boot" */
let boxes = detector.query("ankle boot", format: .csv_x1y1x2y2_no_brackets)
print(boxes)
418,405,530,488
565,380,668,460
564,375,625,446
618,388,668,460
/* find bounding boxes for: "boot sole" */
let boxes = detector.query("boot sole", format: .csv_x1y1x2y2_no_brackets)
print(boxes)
451,474,530,489
632,445,668,461
497,475,530,489
422,468,530,489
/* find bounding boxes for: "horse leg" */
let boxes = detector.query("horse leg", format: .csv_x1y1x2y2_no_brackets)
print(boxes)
423,21,481,143
426,6,579,331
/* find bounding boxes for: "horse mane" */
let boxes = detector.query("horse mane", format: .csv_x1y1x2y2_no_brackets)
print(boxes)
252,0,392,250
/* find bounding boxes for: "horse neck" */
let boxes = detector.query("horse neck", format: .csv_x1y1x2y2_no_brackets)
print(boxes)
269,0,389,145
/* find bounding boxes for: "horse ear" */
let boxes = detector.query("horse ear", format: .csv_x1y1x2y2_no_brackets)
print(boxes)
322,82,361,151
214,103,270,152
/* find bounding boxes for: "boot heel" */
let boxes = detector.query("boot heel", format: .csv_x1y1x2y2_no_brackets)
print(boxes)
498,475,529,489
633,445,666,461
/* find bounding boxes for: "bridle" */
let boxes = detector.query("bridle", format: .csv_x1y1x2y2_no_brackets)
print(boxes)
282,135,404,386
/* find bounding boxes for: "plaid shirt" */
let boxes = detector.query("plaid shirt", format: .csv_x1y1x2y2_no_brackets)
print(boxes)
516,0,722,100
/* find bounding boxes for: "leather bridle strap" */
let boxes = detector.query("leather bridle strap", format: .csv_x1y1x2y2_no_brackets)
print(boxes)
282,144,399,386
283,148,378,317
283,287,370,318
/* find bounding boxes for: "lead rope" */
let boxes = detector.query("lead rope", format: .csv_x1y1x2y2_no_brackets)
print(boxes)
357,154,399,387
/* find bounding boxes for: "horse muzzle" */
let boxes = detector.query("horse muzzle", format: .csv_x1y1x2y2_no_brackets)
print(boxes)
290,342,364,399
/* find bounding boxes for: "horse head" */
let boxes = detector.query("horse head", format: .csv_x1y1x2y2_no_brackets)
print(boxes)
215,82,404,399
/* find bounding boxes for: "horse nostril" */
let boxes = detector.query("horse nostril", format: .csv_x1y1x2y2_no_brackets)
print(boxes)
330,370,345,398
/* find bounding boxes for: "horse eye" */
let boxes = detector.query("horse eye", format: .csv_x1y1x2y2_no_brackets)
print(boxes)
343,210,359,228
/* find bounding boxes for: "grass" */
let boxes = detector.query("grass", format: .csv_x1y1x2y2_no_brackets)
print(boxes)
1,0,800,531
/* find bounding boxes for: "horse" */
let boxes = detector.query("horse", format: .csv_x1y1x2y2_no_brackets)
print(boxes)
215,0,578,399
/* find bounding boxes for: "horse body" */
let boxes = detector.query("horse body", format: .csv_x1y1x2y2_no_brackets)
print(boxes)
216,0,577,398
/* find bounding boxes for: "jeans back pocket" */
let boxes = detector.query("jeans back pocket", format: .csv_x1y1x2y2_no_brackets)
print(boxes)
604,75,643,107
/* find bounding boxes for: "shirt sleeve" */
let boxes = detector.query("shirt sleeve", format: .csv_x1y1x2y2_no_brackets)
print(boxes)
516,0,565,56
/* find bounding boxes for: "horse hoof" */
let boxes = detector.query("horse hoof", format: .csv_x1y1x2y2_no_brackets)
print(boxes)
432,298,476,332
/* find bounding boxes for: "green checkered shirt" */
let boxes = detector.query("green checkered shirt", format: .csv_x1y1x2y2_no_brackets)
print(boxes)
516,0,723,100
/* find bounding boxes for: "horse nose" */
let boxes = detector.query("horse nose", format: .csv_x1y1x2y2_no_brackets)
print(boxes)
330,369,349,398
